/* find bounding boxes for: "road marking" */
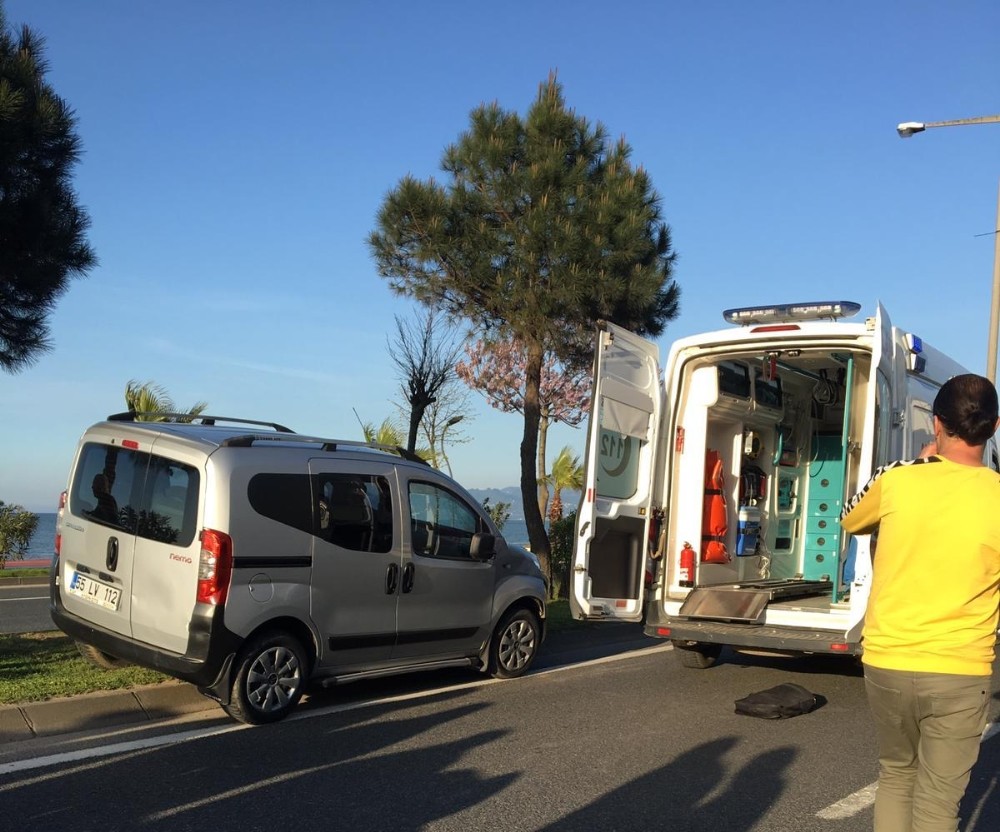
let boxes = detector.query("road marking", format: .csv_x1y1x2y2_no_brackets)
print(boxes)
0,641,670,777
817,722,998,820
0,596,48,602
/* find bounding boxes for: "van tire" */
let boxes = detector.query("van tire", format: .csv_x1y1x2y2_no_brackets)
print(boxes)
672,641,722,669
488,608,541,679
76,641,131,670
224,632,307,725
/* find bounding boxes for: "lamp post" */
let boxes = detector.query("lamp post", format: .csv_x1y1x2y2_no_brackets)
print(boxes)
439,415,464,476
896,114,1000,383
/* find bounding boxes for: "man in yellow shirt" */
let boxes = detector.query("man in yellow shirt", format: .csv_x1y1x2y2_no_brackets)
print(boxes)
841,373,1000,832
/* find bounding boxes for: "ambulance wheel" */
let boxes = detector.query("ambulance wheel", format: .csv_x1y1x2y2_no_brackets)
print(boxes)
488,608,541,678
672,641,722,669
224,632,307,724
76,641,131,670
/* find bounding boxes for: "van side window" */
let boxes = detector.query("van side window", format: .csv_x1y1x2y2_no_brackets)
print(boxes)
70,443,144,533
316,474,393,553
408,481,481,559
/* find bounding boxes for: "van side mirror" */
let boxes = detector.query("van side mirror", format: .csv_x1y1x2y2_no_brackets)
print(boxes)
470,533,496,560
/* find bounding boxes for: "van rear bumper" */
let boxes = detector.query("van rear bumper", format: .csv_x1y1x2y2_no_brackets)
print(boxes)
646,617,862,656
50,584,243,689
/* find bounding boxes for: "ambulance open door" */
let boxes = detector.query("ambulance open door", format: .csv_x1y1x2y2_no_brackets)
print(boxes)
844,302,905,639
571,321,663,622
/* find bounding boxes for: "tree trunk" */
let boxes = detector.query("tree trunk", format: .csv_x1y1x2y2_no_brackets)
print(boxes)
520,338,550,581
536,415,550,522
406,401,425,453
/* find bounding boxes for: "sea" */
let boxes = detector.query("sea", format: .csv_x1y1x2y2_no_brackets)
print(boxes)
20,512,531,555
23,512,58,558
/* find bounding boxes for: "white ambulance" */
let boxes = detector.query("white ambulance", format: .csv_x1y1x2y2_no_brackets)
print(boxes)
571,301,1000,667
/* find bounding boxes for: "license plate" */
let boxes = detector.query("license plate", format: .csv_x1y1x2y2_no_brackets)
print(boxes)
69,572,122,611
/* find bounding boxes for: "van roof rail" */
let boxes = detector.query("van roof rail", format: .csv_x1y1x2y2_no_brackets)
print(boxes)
106,412,295,432
217,433,431,466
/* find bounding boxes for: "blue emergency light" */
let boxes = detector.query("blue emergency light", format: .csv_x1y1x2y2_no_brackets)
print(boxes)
723,301,862,326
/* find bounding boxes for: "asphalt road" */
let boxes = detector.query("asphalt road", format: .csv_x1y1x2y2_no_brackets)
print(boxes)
2,642,997,832
0,583,54,634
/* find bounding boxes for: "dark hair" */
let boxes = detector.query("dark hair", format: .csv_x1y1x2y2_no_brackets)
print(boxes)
932,374,999,445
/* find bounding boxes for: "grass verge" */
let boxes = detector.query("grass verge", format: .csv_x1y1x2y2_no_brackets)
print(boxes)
0,599,606,706
0,632,168,705
0,568,50,580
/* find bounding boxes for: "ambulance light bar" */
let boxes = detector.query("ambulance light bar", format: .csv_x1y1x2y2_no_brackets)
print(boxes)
723,301,862,326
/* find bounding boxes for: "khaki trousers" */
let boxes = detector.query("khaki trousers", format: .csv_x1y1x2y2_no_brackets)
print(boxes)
864,664,989,832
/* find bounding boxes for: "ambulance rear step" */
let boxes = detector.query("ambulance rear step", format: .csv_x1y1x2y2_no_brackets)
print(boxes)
677,579,833,624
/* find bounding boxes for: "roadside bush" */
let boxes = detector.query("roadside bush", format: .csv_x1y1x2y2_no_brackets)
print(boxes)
0,501,38,568
548,510,577,599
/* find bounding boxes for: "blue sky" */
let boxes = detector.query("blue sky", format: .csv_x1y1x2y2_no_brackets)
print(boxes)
3,1,1000,512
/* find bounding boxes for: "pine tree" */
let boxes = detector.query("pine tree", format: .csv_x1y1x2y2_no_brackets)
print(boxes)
370,74,679,571
0,7,95,371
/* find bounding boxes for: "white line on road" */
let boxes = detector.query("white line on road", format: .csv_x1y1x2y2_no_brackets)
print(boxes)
0,596,47,602
817,722,998,820
0,641,671,778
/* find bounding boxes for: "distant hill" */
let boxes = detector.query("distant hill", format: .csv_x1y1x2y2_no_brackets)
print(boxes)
467,487,582,521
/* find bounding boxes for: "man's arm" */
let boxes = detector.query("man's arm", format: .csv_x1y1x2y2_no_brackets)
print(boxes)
840,467,886,535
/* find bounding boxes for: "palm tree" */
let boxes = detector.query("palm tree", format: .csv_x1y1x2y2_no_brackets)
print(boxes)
124,380,207,422
361,417,406,446
361,418,435,462
547,445,584,523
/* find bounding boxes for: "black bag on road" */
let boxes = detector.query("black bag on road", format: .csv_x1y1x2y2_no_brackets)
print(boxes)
734,683,818,719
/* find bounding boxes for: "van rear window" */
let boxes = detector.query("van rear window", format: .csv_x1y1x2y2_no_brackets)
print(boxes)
70,443,200,546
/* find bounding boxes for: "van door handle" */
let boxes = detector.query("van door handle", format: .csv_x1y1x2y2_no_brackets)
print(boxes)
106,537,119,572
385,563,398,595
401,563,414,594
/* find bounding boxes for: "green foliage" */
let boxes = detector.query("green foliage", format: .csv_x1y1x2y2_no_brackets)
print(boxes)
548,510,577,599
481,496,512,532
0,8,96,372
0,499,37,567
124,379,207,421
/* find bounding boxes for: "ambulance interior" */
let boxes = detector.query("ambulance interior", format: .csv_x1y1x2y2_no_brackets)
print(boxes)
665,346,873,616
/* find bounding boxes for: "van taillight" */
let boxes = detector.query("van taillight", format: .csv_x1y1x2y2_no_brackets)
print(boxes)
197,528,233,605
55,490,67,558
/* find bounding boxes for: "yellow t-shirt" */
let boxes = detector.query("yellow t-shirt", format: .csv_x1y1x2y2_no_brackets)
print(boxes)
840,456,1000,676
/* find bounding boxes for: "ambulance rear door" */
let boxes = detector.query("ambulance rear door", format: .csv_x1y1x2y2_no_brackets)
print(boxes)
845,302,905,639
571,321,663,622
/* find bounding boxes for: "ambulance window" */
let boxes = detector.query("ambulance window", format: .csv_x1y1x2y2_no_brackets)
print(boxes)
986,445,999,472
595,429,641,499
910,402,934,458
873,371,892,465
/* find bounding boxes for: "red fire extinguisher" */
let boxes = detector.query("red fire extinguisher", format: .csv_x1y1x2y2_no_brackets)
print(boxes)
679,542,695,588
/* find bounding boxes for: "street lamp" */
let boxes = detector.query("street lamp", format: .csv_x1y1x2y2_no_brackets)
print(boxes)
896,114,1000,383
439,415,465,476
896,114,1000,138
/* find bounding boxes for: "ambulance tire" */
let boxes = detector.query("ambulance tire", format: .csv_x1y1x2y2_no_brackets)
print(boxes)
672,641,722,669
76,640,132,670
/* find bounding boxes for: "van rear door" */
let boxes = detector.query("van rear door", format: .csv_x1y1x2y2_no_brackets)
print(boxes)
128,440,203,654
572,321,663,622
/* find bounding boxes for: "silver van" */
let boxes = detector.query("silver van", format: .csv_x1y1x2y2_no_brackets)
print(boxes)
50,413,546,723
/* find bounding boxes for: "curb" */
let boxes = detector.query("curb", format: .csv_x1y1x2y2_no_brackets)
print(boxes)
0,576,48,587
0,682,217,744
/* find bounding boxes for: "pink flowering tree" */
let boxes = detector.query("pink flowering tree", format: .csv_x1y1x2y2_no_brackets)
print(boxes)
457,338,589,567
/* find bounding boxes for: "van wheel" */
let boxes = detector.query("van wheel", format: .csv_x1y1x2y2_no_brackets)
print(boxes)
672,641,722,669
224,632,307,725
488,608,540,679
76,641,131,670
